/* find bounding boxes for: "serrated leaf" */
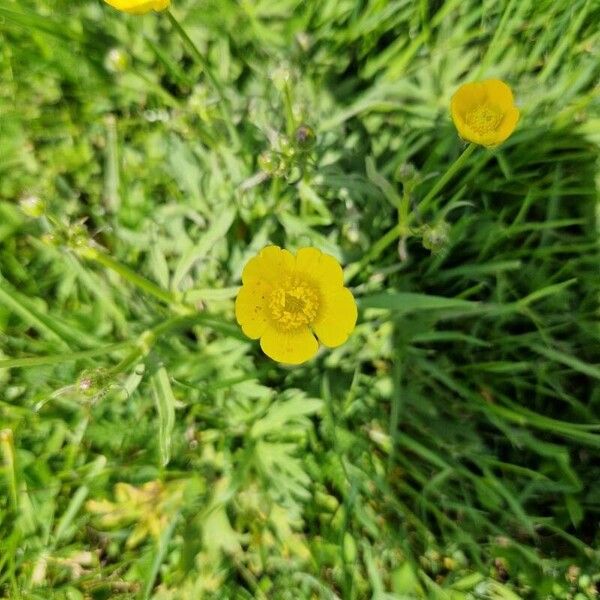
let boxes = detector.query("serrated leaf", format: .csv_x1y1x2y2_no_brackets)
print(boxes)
251,396,322,438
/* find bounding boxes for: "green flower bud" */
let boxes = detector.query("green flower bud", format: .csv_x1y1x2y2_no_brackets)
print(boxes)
41,232,60,247
397,162,418,182
68,223,89,249
277,135,294,158
258,151,283,176
422,221,450,254
77,368,110,398
294,125,316,152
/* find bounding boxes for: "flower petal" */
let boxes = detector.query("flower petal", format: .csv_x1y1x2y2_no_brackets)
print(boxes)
451,79,519,147
482,79,515,109
451,81,486,118
260,326,318,365
494,106,520,145
235,281,271,339
242,246,295,286
295,247,344,289
313,287,357,348
104,0,170,13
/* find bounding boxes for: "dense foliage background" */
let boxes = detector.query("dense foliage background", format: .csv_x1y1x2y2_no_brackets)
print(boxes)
1,0,599,598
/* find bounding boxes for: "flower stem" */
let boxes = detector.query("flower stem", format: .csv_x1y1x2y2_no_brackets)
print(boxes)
166,10,239,146
106,317,192,377
76,245,184,310
397,188,411,236
105,313,219,377
283,80,296,136
0,342,132,370
344,223,402,283
410,142,476,223
344,143,476,284
0,429,18,512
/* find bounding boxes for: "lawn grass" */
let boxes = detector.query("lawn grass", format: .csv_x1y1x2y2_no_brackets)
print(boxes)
1,0,599,598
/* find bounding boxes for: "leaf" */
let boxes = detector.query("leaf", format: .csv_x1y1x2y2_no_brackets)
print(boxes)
530,343,600,380
359,291,480,313
202,502,242,559
151,367,176,467
255,441,311,500
251,396,323,438
148,241,171,290
172,206,236,291
392,562,424,596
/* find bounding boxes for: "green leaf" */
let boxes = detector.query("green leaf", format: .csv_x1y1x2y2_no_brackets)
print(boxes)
359,291,480,313
151,367,176,467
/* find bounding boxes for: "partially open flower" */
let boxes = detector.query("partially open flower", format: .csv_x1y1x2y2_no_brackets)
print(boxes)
450,79,519,147
103,0,170,14
235,246,357,365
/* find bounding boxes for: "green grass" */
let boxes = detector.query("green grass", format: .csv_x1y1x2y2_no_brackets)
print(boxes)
1,0,599,598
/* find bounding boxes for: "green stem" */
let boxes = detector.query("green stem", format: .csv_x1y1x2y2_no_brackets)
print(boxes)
106,313,227,377
106,316,186,377
344,223,402,283
166,10,239,146
283,80,296,136
0,342,132,370
77,245,184,310
397,189,411,236
2,314,237,377
0,429,18,512
410,142,476,223
345,144,476,283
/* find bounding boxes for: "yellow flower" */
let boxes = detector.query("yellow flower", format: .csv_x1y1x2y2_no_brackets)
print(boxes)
235,246,357,365
450,79,519,147
103,0,170,14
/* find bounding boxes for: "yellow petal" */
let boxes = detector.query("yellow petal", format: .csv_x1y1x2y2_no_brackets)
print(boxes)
451,78,519,147
104,0,170,14
260,326,318,365
313,287,357,348
295,247,344,289
235,281,271,339
242,246,295,286
452,117,479,145
451,81,487,118
482,79,515,110
458,105,520,147
494,106,520,145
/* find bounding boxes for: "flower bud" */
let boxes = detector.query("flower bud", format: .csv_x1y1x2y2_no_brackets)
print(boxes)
277,135,294,158
397,162,418,182
294,125,316,152
422,221,450,254
258,151,284,176
77,368,110,398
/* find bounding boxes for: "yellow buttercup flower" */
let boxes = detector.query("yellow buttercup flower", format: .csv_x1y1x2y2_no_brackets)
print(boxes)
103,0,170,14
450,79,519,147
235,246,357,365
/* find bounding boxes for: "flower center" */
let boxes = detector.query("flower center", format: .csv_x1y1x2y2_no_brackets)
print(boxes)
268,276,319,331
465,104,503,134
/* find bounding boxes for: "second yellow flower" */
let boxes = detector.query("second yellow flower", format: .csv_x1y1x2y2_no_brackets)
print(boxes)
450,79,519,147
103,0,170,14
235,246,357,365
